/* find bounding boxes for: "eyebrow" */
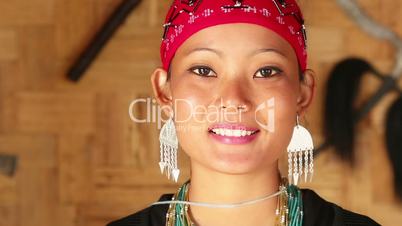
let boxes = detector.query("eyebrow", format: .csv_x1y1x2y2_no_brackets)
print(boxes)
185,47,223,57
251,48,287,58
185,47,287,58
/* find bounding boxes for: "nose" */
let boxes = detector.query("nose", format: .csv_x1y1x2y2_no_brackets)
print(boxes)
215,76,252,113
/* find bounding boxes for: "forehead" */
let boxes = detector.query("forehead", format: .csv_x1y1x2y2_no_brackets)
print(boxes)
174,23,296,59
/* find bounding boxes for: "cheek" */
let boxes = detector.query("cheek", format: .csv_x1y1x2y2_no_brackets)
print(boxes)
254,83,298,127
275,91,297,123
172,97,201,152
171,89,212,142
254,87,298,157
273,94,297,145
169,75,217,154
172,97,195,124
274,89,298,135
171,76,215,123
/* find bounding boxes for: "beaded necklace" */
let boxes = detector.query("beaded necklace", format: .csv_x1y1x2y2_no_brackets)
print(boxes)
165,178,303,226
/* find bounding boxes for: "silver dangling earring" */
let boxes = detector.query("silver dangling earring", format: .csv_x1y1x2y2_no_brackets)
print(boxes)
158,112,180,183
287,114,314,185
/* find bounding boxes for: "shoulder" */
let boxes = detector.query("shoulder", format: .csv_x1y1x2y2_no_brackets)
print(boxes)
301,188,381,226
106,207,151,226
106,193,174,226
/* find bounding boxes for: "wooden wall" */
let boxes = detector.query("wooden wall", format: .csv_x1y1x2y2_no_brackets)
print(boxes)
0,0,401,225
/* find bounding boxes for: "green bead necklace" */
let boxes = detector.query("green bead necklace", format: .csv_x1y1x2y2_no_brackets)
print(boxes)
165,178,303,226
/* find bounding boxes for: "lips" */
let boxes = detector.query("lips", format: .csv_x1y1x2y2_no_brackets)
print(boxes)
207,123,260,145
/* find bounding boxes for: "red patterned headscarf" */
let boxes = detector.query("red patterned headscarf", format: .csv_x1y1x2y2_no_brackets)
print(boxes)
160,0,307,72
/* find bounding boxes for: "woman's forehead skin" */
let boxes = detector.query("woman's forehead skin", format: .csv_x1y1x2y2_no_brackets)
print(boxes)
173,23,298,67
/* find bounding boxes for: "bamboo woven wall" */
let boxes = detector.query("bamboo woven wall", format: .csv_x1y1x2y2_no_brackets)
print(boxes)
0,0,401,225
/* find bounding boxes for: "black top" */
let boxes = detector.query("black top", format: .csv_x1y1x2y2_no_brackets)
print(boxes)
107,189,381,226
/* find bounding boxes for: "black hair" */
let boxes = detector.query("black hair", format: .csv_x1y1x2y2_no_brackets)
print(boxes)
167,65,172,81
385,96,402,200
323,58,376,164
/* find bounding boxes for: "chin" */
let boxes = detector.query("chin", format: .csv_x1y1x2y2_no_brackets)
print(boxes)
207,148,267,175
185,132,280,174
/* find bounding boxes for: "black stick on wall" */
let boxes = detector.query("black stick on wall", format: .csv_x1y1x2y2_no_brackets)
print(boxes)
67,0,143,82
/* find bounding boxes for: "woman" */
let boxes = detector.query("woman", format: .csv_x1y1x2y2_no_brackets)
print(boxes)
108,0,380,225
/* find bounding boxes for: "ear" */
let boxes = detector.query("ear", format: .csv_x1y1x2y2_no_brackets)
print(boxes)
150,68,173,116
297,69,316,117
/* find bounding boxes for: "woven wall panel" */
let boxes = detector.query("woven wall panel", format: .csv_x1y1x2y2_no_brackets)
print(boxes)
0,0,400,225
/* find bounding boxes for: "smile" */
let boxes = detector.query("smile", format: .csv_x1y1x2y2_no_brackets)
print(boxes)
210,128,259,137
208,123,260,144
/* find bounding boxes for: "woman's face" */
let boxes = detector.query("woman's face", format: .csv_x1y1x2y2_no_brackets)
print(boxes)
152,23,314,175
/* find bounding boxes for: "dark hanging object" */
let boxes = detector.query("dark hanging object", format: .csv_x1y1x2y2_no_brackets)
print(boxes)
323,58,376,164
0,154,18,177
385,96,402,200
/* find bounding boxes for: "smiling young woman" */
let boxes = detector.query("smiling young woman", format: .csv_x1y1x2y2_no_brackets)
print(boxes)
107,1,380,226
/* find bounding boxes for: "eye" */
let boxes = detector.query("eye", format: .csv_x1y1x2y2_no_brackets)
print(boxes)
253,66,283,78
188,66,217,77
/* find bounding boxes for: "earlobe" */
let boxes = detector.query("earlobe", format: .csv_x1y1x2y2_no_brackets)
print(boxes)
297,69,316,117
150,68,172,106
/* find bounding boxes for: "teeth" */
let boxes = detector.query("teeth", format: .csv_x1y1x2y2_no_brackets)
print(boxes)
211,128,257,137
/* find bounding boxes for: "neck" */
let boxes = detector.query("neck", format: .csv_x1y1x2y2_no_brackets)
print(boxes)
187,161,281,226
